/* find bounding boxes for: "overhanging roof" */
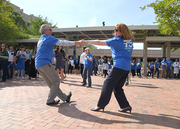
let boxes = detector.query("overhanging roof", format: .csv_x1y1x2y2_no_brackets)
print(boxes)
146,37,180,48
52,25,159,43
52,25,180,48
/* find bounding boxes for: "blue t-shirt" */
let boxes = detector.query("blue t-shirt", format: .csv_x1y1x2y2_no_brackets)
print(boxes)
136,62,142,69
35,35,58,69
150,63,154,69
108,61,112,69
154,61,159,69
161,61,167,69
166,60,172,68
106,37,133,71
29,53,33,60
98,59,103,65
75,59,78,64
84,54,93,68
131,62,136,70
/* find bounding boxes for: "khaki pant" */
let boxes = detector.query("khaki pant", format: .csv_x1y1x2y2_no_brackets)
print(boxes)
98,65,103,75
37,64,67,103
161,69,166,78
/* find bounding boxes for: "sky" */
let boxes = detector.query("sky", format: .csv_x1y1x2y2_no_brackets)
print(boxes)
10,0,160,49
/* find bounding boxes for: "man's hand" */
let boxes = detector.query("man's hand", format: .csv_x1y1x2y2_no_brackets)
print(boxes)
80,40,87,45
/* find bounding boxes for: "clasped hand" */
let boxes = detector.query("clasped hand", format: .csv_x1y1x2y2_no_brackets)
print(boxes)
79,40,88,45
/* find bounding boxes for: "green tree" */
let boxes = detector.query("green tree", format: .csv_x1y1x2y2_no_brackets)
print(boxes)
28,15,57,37
9,9,29,39
140,0,180,36
0,0,19,43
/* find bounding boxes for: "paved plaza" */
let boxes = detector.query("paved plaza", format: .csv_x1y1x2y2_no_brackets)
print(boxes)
0,74,180,129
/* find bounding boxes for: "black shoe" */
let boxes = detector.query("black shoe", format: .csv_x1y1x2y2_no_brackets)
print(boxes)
118,106,132,113
82,83,86,86
66,92,72,102
87,86,91,88
46,100,60,105
91,107,104,112
0,80,5,82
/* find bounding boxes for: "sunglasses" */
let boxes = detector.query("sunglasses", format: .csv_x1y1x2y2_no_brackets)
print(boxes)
46,29,52,31
114,29,119,32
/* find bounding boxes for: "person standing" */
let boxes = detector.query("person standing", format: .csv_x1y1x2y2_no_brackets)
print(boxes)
166,58,172,79
136,59,142,77
16,46,27,79
68,57,74,74
7,45,16,79
98,56,103,76
25,49,31,75
102,56,108,78
35,24,85,105
55,46,67,82
150,61,154,76
0,44,9,82
88,23,133,113
173,59,179,79
152,58,160,79
29,51,37,79
161,58,167,78
74,56,79,75
79,46,87,77
91,56,96,75
131,60,136,77
82,48,93,88
107,58,112,74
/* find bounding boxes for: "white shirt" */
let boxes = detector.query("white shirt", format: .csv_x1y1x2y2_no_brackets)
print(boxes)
80,52,86,64
173,62,179,74
56,40,75,46
70,60,74,66
7,50,15,62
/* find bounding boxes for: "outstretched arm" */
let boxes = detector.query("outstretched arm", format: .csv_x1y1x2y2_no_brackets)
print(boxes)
87,40,107,46
56,40,86,46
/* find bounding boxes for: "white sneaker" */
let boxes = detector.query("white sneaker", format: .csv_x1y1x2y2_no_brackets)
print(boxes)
22,77,24,79
17,77,19,79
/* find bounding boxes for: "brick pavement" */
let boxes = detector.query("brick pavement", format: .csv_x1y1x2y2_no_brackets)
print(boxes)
0,74,180,129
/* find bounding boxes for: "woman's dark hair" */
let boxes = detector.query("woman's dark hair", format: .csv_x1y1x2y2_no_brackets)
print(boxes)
0,44,6,53
103,56,108,63
8,44,13,48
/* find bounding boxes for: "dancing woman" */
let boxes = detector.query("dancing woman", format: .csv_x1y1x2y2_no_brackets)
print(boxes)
87,23,133,113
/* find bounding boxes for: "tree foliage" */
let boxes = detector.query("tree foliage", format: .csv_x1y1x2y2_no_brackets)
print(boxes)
140,0,180,36
28,15,57,37
0,0,19,42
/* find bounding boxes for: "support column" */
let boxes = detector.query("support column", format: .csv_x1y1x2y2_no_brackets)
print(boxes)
162,44,166,57
65,36,69,72
143,41,147,76
167,42,171,58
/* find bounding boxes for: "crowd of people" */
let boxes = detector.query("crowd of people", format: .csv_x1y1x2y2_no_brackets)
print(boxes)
0,44,38,82
130,58,180,79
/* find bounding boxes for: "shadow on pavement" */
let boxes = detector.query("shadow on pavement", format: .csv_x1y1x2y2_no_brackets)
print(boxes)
58,103,134,124
58,103,180,128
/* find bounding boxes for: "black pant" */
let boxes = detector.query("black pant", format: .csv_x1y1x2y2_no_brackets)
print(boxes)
80,64,84,77
7,62,13,78
150,69,154,76
68,64,73,73
0,60,8,81
97,67,130,109
131,69,135,76
25,59,30,74
166,68,171,78
103,69,108,77
137,69,141,76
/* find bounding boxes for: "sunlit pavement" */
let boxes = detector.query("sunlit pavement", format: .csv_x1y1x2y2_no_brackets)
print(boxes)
0,74,180,129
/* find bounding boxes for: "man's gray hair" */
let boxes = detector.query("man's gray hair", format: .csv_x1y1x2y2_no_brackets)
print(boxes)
39,24,50,34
